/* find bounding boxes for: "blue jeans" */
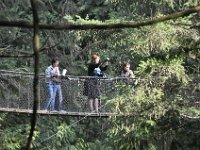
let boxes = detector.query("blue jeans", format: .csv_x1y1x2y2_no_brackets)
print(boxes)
55,84,63,111
44,83,57,111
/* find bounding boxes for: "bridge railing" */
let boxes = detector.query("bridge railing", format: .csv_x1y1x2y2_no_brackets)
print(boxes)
0,70,199,115
0,70,136,113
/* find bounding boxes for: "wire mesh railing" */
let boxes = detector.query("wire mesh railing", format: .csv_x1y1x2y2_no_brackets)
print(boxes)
0,70,200,115
0,70,136,113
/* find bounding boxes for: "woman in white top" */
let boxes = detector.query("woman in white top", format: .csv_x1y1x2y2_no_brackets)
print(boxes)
44,58,63,112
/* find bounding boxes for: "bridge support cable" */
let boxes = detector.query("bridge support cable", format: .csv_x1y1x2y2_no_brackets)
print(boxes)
33,90,132,148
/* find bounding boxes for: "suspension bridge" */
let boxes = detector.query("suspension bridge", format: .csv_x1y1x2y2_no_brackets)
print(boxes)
0,70,199,117
0,70,137,117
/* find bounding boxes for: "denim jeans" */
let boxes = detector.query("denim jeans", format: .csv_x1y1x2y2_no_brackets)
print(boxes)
44,82,57,111
55,84,63,111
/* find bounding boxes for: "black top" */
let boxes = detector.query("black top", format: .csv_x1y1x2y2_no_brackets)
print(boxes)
87,63,108,76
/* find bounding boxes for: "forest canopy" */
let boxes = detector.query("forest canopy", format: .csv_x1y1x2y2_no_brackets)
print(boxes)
0,0,200,149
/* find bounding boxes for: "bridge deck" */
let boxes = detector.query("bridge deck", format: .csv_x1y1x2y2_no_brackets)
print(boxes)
0,108,130,117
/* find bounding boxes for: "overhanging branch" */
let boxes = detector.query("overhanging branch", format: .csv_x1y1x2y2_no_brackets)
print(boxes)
0,55,32,58
0,6,199,30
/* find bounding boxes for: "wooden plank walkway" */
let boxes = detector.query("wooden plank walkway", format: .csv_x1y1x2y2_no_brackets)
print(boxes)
0,108,130,117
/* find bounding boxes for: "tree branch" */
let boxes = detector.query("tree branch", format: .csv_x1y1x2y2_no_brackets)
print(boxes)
39,42,59,53
0,55,33,58
180,113,200,119
24,0,40,149
0,6,199,30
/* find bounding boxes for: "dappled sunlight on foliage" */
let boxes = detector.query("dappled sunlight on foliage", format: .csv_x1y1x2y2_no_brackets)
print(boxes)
0,0,200,149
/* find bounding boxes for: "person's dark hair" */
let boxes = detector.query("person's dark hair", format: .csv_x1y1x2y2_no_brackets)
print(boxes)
122,62,131,72
51,57,59,65
123,62,130,68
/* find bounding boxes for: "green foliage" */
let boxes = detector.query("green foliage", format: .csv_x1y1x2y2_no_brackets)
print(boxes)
0,114,33,150
64,15,103,24
0,0,200,149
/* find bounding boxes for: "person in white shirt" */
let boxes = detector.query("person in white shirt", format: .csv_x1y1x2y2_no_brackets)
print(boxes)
44,58,63,112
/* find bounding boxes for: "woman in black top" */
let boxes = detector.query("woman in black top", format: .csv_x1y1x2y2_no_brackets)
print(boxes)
87,54,108,113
